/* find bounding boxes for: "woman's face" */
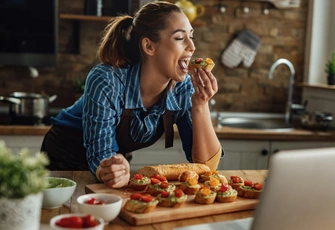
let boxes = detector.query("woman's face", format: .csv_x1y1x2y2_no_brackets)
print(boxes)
151,12,196,82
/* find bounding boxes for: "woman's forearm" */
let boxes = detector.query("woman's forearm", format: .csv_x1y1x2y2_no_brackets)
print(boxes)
191,104,221,162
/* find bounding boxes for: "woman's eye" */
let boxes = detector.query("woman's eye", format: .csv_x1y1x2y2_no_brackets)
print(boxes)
190,36,195,40
175,38,183,40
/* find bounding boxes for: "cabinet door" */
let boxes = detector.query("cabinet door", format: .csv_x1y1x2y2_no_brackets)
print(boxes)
131,139,187,171
219,140,270,170
0,135,44,155
270,141,335,155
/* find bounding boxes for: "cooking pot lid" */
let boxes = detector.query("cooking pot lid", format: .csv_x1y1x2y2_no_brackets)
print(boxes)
10,92,47,99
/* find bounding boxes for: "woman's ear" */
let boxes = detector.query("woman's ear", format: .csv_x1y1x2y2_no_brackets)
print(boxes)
141,38,155,56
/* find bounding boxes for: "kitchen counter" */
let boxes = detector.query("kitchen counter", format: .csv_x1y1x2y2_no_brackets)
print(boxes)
1,125,335,141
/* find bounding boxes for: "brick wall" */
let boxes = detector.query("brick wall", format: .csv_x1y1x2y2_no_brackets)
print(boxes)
0,0,308,112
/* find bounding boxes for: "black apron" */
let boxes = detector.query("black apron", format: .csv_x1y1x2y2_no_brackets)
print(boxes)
41,109,174,170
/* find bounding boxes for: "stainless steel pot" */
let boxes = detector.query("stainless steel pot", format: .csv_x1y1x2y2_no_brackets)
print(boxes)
0,92,57,123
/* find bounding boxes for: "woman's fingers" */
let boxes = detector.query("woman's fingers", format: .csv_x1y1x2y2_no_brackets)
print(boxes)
99,154,130,188
192,68,217,96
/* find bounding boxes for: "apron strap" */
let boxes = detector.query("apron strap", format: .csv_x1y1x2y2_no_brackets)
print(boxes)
163,110,174,148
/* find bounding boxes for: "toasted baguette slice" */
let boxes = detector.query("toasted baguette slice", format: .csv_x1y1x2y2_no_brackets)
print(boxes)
216,195,237,203
123,199,159,213
238,186,262,199
194,188,216,204
179,182,201,195
188,58,215,72
178,170,199,182
138,163,210,181
157,193,187,208
216,186,238,203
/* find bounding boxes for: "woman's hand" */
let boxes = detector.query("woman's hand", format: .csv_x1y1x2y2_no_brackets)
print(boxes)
191,68,218,107
99,153,130,188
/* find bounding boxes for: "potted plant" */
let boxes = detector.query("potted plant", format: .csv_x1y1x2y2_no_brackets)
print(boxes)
0,140,49,230
325,52,335,85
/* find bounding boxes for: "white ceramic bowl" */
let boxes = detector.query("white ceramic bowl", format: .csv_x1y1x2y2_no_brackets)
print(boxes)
77,193,122,223
42,177,76,209
50,213,104,230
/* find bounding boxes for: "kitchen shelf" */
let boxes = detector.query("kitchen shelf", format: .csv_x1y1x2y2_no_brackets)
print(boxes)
60,14,113,22
59,14,113,54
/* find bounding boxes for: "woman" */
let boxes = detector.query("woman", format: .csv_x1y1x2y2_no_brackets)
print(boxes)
41,1,223,188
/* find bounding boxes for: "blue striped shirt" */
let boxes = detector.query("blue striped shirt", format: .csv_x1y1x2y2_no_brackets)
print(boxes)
51,62,195,177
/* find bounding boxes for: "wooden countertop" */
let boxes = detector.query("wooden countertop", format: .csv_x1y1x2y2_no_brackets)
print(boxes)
40,170,267,230
1,125,335,141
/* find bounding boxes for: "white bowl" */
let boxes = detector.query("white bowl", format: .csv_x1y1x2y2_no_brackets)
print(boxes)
42,177,76,209
77,193,122,223
50,213,104,230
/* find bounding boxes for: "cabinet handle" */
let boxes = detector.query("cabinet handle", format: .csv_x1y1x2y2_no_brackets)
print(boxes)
261,149,268,156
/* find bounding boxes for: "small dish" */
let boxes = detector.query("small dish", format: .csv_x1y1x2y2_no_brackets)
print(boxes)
42,177,76,209
77,193,122,224
50,213,104,229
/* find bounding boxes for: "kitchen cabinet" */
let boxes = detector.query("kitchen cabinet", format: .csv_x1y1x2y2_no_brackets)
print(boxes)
219,140,335,171
270,141,335,155
218,140,270,170
0,135,44,155
131,138,187,171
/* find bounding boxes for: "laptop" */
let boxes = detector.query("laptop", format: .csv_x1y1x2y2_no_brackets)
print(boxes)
174,147,335,230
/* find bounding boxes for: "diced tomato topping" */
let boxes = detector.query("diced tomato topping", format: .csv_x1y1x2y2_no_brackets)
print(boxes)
151,174,166,182
209,178,220,186
194,58,203,64
82,214,98,228
187,178,198,186
203,171,212,176
161,191,170,198
231,176,242,183
174,189,184,198
253,183,263,190
141,194,153,202
200,188,211,196
56,215,98,228
150,177,161,185
160,181,170,189
85,197,96,204
85,197,105,205
219,183,229,192
244,180,253,187
130,193,142,200
134,173,143,180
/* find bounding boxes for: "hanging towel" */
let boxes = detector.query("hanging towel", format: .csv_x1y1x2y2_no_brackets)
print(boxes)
221,29,262,68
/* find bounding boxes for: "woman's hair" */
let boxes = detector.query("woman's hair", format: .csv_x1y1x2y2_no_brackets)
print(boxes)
98,1,182,68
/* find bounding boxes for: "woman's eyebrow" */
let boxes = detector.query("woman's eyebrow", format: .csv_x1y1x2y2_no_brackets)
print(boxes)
171,28,194,35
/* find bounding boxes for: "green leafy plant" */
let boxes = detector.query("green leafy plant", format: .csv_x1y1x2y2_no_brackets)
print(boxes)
0,140,49,199
325,52,335,76
74,77,86,94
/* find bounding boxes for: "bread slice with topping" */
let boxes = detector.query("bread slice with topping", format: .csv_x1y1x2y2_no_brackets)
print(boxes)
123,193,158,213
179,178,201,195
216,184,237,203
157,189,187,208
128,173,150,191
194,187,216,204
238,182,263,199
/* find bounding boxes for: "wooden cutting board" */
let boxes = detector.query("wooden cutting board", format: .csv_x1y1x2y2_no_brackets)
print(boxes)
85,170,267,226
